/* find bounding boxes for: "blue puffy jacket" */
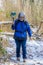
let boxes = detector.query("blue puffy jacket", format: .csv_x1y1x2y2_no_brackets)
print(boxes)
11,19,32,40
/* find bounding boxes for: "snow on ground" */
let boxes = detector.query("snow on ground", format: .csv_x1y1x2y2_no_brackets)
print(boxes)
0,36,43,65
7,37,43,60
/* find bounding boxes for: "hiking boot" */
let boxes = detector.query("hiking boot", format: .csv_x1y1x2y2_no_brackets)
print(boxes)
17,58,20,61
23,59,26,62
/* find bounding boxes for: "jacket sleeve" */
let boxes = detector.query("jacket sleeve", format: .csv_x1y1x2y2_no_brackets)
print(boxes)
26,22,32,37
11,20,16,30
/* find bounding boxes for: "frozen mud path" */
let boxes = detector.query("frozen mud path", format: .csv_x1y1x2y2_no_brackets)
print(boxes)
0,37,43,65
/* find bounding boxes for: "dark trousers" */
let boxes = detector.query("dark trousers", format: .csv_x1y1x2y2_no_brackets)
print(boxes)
15,39,27,59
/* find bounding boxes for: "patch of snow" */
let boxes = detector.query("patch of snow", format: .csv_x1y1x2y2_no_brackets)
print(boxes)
4,37,43,64
5,47,15,54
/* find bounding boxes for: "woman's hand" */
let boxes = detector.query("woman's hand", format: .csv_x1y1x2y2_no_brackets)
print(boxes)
29,37,35,41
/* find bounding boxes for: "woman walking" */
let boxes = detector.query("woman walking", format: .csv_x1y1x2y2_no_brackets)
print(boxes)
11,12,32,62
